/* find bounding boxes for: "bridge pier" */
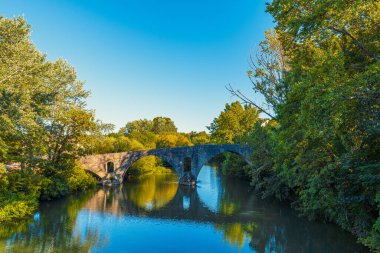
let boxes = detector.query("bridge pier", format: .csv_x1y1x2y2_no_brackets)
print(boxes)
179,172,196,186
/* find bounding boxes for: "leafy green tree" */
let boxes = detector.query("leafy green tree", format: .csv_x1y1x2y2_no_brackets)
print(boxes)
127,131,157,149
0,16,98,170
208,101,259,144
156,133,192,148
152,117,177,134
189,131,210,145
125,119,154,134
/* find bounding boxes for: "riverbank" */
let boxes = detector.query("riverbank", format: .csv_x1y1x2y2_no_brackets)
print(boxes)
0,162,96,223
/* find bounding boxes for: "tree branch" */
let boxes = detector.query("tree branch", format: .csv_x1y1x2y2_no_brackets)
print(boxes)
226,84,277,120
328,26,379,62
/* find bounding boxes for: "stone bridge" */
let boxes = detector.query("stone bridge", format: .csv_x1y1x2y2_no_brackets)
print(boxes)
79,144,252,184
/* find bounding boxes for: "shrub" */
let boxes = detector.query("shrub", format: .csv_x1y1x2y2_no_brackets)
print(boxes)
0,193,38,222
67,163,97,192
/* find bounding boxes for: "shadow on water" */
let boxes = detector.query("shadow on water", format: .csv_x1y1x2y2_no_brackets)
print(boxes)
0,165,369,253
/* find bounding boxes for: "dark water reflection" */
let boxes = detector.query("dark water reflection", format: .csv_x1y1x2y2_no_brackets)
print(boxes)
0,166,369,253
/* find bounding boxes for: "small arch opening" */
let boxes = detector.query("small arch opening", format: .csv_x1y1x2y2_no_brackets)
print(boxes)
106,161,115,173
184,157,191,173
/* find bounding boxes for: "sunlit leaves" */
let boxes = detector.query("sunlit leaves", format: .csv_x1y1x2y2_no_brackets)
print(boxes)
208,101,259,144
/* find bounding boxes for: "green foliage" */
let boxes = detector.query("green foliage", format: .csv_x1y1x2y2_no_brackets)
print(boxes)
125,117,177,136
125,119,154,134
156,133,192,148
246,121,290,200
88,135,145,154
67,163,97,192
128,156,172,178
189,131,210,145
5,171,42,199
233,1,380,251
39,174,69,200
362,191,380,250
0,193,38,222
208,0,380,250
208,101,260,144
0,171,40,222
152,117,177,134
128,131,157,149
0,16,101,222
0,16,98,169
220,152,249,178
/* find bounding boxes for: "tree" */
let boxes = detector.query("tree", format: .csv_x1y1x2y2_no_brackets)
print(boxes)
267,0,379,62
208,102,259,144
0,16,50,165
189,131,210,145
152,117,177,134
227,29,289,119
125,119,154,135
156,133,192,148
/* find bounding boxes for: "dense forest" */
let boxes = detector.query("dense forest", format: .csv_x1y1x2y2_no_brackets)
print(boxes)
210,1,380,251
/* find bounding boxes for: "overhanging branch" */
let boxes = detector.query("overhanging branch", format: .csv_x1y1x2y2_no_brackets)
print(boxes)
226,84,277,120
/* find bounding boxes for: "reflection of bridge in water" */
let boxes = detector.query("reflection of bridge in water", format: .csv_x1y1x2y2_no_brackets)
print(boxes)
79,170,370,253
85,183,260,224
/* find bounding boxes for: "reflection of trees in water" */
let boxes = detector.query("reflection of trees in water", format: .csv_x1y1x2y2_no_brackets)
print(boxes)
126,173,178,211
214,223,257,250
212,172,368,253
3,167,366,253
217,176,245,216
0,190,107,253
213,175,256,250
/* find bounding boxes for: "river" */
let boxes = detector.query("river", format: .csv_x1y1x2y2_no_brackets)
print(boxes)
1,165,369,253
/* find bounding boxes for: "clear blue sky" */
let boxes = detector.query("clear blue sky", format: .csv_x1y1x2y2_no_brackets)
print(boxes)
0,0,273,132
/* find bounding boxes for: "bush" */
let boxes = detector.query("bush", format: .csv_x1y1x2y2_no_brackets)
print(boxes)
128,156,172,178
5,171,42,199
67,163,97,192
0,193,38,222
39,175,70,200
221,152,249,178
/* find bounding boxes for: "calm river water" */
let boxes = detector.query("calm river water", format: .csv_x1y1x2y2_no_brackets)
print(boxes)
1,166,369,253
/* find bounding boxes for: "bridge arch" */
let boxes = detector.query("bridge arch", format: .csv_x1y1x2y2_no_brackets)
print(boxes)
121,154,177,180
206,150,250,166
114,152,180,182
190,145,252,180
